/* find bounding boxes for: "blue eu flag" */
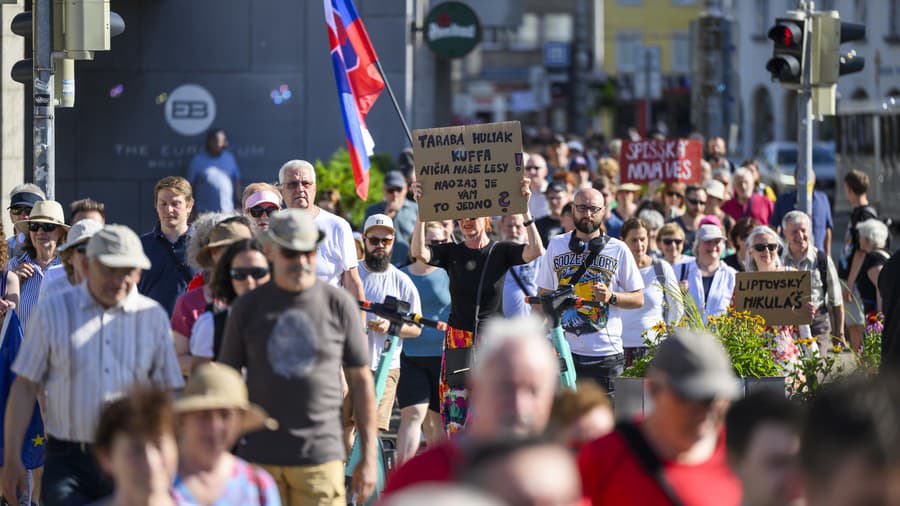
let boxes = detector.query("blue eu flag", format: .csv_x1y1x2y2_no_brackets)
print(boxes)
0,310,44,469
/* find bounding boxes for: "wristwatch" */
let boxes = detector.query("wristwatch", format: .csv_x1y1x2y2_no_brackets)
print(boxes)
609,292,618,306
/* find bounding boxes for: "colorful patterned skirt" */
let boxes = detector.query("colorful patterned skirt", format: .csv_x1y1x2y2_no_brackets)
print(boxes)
440,325,475,436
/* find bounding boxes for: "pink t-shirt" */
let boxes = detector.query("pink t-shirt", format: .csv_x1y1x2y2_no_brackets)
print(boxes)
170,286,208,337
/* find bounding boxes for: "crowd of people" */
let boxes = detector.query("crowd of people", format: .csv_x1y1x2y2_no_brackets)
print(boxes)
0,128,897,506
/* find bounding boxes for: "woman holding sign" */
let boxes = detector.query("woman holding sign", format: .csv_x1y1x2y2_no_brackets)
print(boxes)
410,178,544,435
744,225,813,372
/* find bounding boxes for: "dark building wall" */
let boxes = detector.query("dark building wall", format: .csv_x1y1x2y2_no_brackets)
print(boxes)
49,0,411,232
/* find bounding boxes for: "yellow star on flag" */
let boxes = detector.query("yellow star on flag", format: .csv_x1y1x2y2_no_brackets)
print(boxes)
31,434,45,447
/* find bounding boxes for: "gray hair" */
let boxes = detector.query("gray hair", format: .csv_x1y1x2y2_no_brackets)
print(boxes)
9,183,45,200
857,219,889,249
638,209,665,231
733,167,752,181
782,210,812,232
187,211,231,270
745,225,785,271
471,315,557,386
278,160,316,185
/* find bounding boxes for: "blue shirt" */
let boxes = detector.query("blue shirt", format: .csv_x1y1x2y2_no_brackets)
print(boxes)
138,223,197,316
187,150,241,213
605,210,624,239
770,190,833,251
503,256,541,318
400,265,450,357
364,199,419,267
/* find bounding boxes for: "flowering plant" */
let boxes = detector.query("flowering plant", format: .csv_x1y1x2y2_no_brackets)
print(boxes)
859,311,883,374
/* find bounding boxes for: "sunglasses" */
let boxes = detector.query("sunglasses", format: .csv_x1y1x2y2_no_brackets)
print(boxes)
282,180,313,191
752,243,779,252
280,247,313,259
230,267,270,281
9,205,30,216
366,236,394,247
661,238,683,246
687,198,707,206
574,204,603,215
385,187,404,194
248,205,278,218
28,223,59,233
666,191,683,199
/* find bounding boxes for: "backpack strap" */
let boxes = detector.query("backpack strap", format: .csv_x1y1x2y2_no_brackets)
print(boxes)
652,259,669,324
815,249,829,305
616,422,685,506
679,262,689,282
509,266,532,297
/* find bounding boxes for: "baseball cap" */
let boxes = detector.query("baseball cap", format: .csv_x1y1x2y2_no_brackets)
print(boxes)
245,190,282,210
699,215,723,229
704,179,727,201
9,191,43,209
58,218,103,252
383,171,406,189
260,209,324,252
364,213,395,235
86,225,152,270
650,328,741,401
567,140,585,153
174,363,278,433
696,224,726,242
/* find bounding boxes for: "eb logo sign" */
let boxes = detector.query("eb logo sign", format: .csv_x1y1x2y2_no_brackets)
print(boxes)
165,84,216,136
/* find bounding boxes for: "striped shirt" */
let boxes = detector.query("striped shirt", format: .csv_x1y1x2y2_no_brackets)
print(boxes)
6,253,61,329
12,283,184,442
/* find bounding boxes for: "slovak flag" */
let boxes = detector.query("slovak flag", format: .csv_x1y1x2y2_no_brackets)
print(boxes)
324,0,385,200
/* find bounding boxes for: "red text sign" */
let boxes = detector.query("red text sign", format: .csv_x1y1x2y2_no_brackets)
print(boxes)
619,139,703,184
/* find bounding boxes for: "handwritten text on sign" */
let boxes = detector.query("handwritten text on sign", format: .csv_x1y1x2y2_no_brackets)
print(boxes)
733,271,812,326
620,139,702,184
414,121,525,221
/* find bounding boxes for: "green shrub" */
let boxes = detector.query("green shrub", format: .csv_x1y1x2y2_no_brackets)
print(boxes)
313,148,395,229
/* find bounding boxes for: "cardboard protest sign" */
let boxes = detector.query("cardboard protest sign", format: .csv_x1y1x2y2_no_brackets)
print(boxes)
733,271,812,326
414,121,525,221
619,139,703,184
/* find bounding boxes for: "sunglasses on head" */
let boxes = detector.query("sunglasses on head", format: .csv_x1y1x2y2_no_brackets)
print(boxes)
687,198,706,206
661,238,683,246
280,247,312,260
230,267,269,281
752,243,779,252
28,223,58,233
366,236,394,247
248,205,278,218
9,205,30,216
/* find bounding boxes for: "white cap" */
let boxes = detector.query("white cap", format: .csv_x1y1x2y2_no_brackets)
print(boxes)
696,224,726,242
363,214,395,235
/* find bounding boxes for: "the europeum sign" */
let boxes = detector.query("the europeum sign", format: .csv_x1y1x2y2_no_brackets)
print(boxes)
424,1,482,59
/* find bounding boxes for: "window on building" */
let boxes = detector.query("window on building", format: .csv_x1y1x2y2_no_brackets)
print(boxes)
544,13,573,42
671,32,690,73
509,12,539,50
753,0,770,38
616,32,642,72
890,0,900,38
853,0,867,25
818,0,834,10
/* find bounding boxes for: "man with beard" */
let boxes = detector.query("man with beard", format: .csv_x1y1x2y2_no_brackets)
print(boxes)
345,214,421,444
536,188,644,396
501,213,542,317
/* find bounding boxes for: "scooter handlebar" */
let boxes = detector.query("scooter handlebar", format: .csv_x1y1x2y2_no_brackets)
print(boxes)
358,300,448,331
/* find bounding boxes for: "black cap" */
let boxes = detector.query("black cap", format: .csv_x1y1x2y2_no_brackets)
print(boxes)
546,181,567,194
9,191,43,209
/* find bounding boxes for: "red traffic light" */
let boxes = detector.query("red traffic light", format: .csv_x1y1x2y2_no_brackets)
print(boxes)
768,22,803,47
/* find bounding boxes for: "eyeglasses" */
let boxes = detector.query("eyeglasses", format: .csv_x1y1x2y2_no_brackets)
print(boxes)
230,267,270,281
248,205,278,218
28,223,58,233
661,238,683,246
687,198,707,206
280,247,313,259
366,236,394,247
282,180,314,191
752,243,779,252
385,187,404,194
574,204,603,215
9,206,30,216
666,191,683,199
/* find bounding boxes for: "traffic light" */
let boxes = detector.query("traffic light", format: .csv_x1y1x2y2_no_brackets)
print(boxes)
9,0,124,107
766,17,806,86
809,12,866,87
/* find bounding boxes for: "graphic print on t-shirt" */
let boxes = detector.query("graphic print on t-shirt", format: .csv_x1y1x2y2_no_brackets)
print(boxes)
267,308,317,378
552,251,619,335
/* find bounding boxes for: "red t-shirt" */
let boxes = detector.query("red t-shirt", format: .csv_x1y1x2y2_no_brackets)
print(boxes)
578,427,741,506
382,441,463,497
721,194,773,226
170,286,209,337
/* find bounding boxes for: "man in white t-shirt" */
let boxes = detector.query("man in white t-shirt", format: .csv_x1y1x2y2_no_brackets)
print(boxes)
536,188,644,396
346,214,421,442
277,160,364,302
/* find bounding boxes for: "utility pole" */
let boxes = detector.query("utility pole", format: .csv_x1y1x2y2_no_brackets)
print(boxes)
33,0,54,199
796,0,814,215
571,0,590,135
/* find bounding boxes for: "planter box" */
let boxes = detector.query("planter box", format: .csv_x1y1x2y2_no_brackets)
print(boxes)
614,376,787,420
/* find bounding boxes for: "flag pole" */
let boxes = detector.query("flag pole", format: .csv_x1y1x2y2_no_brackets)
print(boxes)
373,59,414,146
